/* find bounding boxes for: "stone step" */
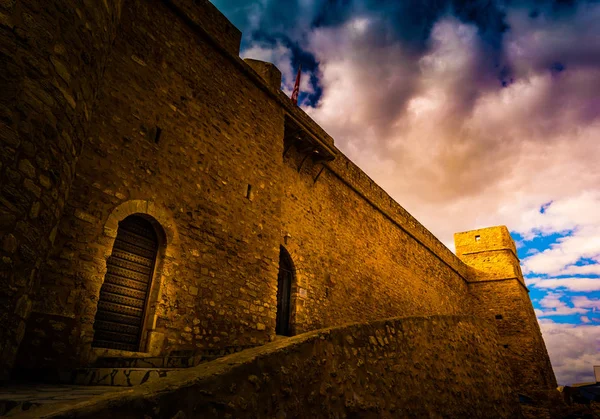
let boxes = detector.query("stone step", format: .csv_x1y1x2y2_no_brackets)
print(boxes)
10,357,222,389
0,385,120,417
93,356,195,369
60,368,185,387
11,348,256,390
93,354,222,369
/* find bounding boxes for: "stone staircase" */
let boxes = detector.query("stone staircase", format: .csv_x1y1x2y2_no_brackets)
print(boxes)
10,355,188,389
61,366,182,387
13,347,255,388
57,349,240,387
0,347,258,416
63,351,214,387
0,385,122,417
1,358,189,415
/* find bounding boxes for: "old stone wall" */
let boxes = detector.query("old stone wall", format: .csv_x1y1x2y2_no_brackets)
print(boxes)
14,315,523,419
281,143,474,333
468,281,557,393
455,227,557,393
0,0,125,377
17,0,285,368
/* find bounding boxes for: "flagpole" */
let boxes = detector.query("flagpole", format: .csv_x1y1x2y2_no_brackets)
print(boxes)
291,64,302,105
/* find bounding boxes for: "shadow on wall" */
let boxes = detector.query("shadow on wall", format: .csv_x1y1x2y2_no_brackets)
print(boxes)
19,315,522,419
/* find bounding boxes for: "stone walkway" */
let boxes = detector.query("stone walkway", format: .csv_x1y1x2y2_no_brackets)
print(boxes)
0,385,120,417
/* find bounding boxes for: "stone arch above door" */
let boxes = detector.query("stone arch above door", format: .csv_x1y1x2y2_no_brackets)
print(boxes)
86,200,179,361
103,200,179,254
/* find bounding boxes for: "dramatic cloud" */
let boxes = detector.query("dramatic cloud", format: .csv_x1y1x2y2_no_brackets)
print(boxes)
521,193,600,273
213,0,600,385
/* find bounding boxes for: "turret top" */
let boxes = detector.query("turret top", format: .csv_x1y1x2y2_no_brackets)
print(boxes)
454,225,517,258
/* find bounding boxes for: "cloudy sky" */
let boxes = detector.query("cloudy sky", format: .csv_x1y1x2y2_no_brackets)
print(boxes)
211,0,600,385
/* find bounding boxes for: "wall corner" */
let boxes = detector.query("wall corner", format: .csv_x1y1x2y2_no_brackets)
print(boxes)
244,59,282,91
455,226,557,394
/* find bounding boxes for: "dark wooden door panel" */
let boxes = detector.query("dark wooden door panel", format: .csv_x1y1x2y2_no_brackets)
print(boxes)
92,215,158,352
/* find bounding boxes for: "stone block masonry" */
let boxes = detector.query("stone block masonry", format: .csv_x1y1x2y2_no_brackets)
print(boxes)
0,0,124,379
19,0,284,368
12,316,523,419
281,142,474,334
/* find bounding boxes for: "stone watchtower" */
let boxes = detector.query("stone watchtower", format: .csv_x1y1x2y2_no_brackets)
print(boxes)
455,226,557,395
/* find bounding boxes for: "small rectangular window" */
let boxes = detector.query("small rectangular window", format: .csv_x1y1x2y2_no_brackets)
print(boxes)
246,184,254,200
154,127,162,144
475,235,481,242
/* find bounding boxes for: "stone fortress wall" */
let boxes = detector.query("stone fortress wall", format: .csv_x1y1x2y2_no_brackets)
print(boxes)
456,227,557,392
0,0,556,399
16,316,523,419
281,143,473,334
15,0,286,370
0,0,125,379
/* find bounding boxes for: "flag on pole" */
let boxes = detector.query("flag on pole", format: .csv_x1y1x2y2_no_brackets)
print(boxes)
291,64,302,105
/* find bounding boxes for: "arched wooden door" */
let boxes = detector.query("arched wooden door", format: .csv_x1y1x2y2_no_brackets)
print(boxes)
276,246,293,336
92,215,158,351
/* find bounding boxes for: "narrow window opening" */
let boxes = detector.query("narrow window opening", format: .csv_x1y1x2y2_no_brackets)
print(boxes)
154,127,162,144
276,246,294,336
503,344,509,349
246,184,254,200
495,314,503,320
475,235,481,242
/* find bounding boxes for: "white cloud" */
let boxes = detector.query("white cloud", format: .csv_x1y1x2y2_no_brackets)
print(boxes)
539,319,600,385
527,277,600,293
559,264,600,276
572,296,600,311
536,292,588,317
522,226,600,277
516,192,600,242
305,15,418,146
515,193,600,295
